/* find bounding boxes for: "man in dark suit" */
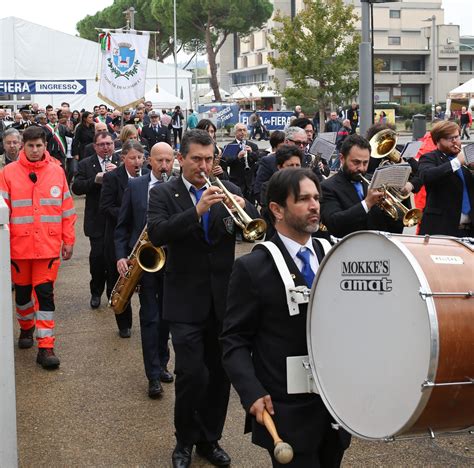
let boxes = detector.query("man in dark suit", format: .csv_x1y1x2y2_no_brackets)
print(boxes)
43,110,74,166
72,131,121,309
222,168,351,467
223,123,259,202
99,140,148,338
418,121,474,237
141,111,171,150
320,134,396,238
115,142,174,397
147,129,259,468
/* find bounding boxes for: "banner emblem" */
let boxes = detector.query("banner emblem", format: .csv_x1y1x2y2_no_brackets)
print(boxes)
111,43,137,76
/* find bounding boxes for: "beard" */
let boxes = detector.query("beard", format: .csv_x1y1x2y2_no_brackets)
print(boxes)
342,162,365,182
284,210,320,234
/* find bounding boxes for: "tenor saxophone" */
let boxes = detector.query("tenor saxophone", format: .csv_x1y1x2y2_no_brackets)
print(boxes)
109,227,166,314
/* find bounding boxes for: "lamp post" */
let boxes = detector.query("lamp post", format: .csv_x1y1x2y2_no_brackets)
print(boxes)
423,15,436,121
173,0,178,97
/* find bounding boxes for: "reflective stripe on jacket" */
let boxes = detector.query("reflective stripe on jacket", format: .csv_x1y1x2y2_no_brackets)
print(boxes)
0,149,76,259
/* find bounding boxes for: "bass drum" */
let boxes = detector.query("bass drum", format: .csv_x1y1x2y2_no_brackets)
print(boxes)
307,231,473,440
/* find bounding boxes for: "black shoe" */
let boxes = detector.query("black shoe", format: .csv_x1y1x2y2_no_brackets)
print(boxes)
148,379,164,398
36,348,60,369
119,328,131,338
172,443,193,468
90,295,101,309
18,326,35,349
196,442,231,466
160,368,174,383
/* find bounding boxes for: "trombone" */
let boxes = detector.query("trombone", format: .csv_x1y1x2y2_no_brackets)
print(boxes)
359,175,422,227
200,172,267,241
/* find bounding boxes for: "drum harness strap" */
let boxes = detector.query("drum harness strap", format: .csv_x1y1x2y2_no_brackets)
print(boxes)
254,238,332,316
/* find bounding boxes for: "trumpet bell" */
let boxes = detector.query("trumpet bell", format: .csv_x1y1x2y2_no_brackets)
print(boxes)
244,219,267,241
403,208,423,228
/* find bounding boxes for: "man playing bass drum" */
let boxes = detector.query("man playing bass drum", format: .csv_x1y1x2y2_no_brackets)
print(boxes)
222,169,351,467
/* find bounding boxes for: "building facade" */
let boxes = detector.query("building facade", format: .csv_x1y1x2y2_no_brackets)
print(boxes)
216,0,474,108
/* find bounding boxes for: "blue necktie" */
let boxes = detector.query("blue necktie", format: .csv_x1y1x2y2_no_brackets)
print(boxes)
296,248,315,288
448,157,471,215
353,181,364,201
190,186,210,243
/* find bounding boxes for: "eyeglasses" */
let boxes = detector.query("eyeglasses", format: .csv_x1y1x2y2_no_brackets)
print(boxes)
95,142,114,147
289,139,307,147
443,135,461,142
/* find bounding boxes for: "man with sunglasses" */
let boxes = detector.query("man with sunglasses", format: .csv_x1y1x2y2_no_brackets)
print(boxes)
418,121,474,237
72,131,121,309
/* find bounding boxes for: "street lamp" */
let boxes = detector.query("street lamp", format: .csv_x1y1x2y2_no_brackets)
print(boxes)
423,15,436,121
359,0,399,136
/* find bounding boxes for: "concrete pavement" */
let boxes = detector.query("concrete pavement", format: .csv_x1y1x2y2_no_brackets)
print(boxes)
12,196,473,467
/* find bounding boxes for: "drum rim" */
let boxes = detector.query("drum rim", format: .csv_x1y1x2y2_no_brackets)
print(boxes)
307,231,440,440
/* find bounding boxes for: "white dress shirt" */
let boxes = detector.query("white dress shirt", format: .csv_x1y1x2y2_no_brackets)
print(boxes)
277,232,319,274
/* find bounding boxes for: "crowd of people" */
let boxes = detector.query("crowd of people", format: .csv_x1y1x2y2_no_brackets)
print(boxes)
1,98,473,468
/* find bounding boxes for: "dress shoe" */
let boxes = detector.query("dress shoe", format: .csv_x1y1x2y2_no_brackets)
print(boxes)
148,379,164,398
90,295,101,309
172,443,193,468
18,326,35,349
160,368,174,383
36,348,60,369
119,328,131,338
196,442,231,466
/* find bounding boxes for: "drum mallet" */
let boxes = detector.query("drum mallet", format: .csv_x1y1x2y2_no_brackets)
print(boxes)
262,409,294,464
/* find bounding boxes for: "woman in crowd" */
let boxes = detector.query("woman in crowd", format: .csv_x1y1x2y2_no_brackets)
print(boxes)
72,111,95,161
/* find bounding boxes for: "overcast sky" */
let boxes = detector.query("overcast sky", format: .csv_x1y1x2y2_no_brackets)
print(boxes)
1,1,473,37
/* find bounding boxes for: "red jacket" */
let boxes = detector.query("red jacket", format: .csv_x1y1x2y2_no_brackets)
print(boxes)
0,149,76,259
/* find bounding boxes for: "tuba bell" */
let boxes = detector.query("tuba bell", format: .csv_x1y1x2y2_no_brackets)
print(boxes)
109,227,166,314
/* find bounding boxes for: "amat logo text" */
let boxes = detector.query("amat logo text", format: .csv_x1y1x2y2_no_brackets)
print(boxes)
340,259,392,292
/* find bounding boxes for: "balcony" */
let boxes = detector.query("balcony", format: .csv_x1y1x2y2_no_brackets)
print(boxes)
374,71,431,85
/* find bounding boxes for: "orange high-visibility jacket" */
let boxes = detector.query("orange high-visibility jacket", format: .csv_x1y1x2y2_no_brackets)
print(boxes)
0,149,76,259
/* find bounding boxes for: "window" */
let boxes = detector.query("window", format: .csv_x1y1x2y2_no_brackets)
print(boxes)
388,37,401,46
438,66,447,72
449,66,457,71
390,10,401,19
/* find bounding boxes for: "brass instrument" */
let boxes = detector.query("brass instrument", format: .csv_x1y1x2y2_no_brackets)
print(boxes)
241,141,251,171
359,175,422,227
200,172,267,241
109,227,166,314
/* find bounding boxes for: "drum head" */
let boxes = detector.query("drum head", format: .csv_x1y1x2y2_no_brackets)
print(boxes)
307,231,437,440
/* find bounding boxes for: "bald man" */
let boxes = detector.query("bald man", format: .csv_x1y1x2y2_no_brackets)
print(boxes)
115,141,174,398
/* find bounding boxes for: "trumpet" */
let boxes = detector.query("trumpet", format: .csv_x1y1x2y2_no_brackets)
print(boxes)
359,174,422,227
200,172,267,241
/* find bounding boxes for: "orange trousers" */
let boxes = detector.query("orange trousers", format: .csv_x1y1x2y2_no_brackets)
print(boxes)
11,258,60,348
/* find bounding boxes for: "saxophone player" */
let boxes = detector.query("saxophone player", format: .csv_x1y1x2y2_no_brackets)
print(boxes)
115,142,175,399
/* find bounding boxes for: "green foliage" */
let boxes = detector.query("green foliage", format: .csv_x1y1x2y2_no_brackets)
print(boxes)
398,103,431,120
76,0,178,61
404,119,412,130
268,0,360,128
151,0,272,101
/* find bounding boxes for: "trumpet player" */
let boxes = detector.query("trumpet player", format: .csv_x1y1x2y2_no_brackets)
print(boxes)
115,142,175,398
418,121,474,237
147,129,259,468
320,134,389,238
225,122,259,203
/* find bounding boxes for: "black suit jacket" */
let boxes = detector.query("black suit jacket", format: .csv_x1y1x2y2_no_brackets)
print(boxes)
221,234,350,453
115,173,168,260
418,149,474,236
147,176,258,323
71,153,121,238
44,124,74,162
320,170,401,237
254,153,277,202
224,139,259,190
141,124,172,150
100,165,149,263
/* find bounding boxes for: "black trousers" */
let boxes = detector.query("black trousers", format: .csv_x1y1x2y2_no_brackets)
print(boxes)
172,127,182,148
89,236,107,297
138,272,170,380
105,238,132,331
169,315,230,445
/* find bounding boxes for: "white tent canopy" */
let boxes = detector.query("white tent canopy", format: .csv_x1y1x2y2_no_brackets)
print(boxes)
145,88,186,110
0,17,192,110
445,78,474,117
229,85,278,101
